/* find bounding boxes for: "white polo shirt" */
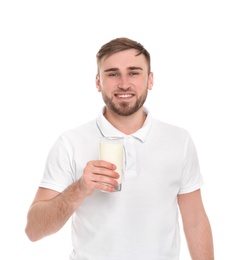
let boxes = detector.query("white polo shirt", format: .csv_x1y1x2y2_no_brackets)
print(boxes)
40,107,204,260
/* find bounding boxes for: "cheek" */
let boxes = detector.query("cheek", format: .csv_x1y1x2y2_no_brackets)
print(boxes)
100,79,117,91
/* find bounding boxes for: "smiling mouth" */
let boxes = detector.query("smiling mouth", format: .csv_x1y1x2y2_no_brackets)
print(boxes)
115,94,134,98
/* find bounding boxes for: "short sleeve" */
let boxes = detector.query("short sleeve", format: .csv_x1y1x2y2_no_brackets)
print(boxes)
40,135,75,192
178,134,204,194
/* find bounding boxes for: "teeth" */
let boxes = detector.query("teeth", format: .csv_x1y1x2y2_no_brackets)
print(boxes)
118,94,132,98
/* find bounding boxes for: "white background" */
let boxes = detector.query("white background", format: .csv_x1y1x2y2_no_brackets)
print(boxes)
0,0,236,259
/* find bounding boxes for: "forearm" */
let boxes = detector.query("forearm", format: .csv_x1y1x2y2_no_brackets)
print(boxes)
184,216,214,259
25,181,87,242
25,160,117,241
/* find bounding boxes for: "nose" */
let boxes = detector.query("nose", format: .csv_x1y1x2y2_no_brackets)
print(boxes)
118,75,130,90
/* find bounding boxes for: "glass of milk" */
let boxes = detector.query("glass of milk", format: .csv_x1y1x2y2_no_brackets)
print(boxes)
99,137,124,191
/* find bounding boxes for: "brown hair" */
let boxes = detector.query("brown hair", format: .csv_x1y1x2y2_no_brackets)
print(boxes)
96,37,151,74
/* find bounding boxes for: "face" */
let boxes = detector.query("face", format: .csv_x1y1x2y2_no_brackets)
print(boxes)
96,49,153,116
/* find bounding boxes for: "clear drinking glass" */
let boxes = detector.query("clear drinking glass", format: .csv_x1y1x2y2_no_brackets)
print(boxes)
98,136,124,191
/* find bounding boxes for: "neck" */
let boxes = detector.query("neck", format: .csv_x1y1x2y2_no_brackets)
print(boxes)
103,107,147,135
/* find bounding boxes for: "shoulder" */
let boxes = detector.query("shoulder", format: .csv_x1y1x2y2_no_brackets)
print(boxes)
57,119,98,146
65,119,97,135
152,119,190,139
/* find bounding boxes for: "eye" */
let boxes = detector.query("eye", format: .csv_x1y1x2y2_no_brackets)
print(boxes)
108,72,119,77
129,71,139,76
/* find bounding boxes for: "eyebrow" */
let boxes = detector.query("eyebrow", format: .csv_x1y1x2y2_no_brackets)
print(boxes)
104,66,143,73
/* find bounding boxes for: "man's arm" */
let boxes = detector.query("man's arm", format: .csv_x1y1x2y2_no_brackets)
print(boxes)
178,189,214,259
25,160,119,242
25,183,86,242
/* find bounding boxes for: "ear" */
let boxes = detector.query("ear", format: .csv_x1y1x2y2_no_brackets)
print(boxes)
96,75,102,92
147,72,154,90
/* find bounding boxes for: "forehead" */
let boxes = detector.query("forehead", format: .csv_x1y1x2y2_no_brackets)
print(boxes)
100,49,147,70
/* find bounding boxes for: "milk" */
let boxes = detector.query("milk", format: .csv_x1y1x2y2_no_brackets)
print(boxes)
99,137,124,191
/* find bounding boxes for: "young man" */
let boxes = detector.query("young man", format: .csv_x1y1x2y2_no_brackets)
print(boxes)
25,37,214,259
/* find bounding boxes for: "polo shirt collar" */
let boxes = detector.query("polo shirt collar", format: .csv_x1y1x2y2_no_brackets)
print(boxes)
96,106,152,143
